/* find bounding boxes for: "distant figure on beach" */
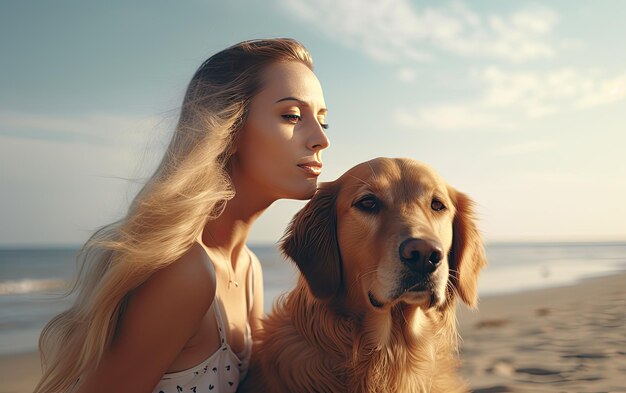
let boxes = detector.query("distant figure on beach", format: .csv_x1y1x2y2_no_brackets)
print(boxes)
34,38,330,393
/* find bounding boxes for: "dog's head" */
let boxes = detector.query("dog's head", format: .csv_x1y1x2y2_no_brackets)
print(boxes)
281,157,487,311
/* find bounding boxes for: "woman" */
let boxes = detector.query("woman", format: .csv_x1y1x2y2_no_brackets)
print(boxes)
34,38,330,393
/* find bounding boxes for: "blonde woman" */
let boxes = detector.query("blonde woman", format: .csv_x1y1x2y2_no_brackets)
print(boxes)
34,38,330,393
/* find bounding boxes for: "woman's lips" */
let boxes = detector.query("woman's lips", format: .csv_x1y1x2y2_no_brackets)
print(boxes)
297,162,322,176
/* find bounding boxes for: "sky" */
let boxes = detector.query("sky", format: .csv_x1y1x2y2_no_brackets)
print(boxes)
1,0,625,247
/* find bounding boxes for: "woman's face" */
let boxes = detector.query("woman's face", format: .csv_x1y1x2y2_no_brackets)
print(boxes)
232,61,330,201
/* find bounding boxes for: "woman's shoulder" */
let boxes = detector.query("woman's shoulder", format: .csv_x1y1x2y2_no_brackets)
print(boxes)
182,241,217,277
133,242,217,312
164,242,215,282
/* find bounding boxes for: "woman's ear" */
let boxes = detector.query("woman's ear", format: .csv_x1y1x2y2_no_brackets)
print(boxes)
280,183,342,300
448,187,487,308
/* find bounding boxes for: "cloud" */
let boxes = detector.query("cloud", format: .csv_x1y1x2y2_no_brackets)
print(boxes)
280,0,558,63
493,140,553,156
393,104,515,130
576,73,626,108
394,67,626,130
396,67,417,83
0,110,169,145
479,67,626,116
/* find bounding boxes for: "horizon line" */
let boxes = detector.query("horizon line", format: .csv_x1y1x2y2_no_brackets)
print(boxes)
2,237,626,251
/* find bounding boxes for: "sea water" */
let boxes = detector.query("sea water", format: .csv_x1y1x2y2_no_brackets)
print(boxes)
1,242,625,355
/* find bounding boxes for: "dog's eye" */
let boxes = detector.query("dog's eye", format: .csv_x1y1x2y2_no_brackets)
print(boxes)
355,195,379,212
431,199,446,211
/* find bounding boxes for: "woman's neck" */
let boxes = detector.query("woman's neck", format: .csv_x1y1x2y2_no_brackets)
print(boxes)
200,182,274,268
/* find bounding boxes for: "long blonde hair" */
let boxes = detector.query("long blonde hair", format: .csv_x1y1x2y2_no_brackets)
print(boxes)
35,38,313,393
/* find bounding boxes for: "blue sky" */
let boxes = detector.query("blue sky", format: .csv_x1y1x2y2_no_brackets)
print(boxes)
1,0,625,246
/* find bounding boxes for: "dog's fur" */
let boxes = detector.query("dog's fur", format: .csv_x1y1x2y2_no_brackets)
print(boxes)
239,158,487,393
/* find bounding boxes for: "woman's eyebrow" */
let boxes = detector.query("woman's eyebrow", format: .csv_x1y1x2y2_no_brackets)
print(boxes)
275,96,328,114
275,96,306,105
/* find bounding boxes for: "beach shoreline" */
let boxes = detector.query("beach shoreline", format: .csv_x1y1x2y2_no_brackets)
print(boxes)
2,272,625,393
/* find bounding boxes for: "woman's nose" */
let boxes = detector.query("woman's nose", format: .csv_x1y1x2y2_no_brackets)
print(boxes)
307,122,330,151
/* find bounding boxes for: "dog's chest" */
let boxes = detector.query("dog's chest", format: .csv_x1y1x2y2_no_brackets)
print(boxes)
294,311,444,393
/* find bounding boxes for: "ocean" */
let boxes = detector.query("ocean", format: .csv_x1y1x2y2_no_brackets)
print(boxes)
1,242,625,356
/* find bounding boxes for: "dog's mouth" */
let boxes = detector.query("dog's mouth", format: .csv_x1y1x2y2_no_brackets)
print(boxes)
400,278,440,307
399,275,433,294
399,289,437,307
368,286,437,309
367,272,445,309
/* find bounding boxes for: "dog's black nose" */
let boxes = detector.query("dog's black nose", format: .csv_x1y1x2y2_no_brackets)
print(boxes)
399,238,443,273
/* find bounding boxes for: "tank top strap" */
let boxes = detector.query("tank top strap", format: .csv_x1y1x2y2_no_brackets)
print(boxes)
245,248,254,315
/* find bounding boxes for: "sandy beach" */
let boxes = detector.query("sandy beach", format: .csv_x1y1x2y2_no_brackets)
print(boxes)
458,272,626,392
2,272,625,393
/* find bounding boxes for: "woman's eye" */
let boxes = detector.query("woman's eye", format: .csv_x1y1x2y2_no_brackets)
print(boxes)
355,195,380,212
282,114,301,124
320,123,329,130
431,199,446,211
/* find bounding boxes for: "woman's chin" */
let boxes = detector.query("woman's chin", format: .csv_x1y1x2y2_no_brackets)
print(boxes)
285,180,319,200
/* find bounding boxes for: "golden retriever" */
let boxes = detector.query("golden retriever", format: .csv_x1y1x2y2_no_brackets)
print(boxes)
239,157,487,393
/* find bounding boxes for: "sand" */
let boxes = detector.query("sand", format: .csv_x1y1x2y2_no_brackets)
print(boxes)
458,272,626,392
2,273,625,393
0,350,41,393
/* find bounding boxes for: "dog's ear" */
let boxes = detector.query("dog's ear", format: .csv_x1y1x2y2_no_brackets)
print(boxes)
448,187,487,308
280,183,341,300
